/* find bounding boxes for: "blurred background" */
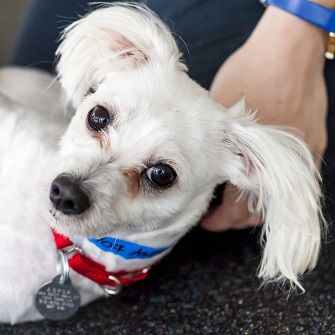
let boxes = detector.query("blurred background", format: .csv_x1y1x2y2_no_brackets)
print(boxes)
0,1,30,66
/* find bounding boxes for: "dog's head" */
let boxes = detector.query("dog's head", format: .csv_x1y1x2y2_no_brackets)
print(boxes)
49,3,225,238
49,3,323,289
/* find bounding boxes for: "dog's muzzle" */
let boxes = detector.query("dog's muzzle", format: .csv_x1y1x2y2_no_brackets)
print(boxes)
50,174,90,215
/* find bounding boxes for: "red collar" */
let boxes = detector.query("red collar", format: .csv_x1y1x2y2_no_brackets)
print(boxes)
52,230,149,294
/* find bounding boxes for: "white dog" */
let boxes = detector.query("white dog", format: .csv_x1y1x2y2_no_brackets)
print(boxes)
0,3,323,324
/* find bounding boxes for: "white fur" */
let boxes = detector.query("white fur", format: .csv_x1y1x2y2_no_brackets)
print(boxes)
0,3,323,324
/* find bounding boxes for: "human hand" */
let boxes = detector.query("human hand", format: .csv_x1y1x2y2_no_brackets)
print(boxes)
201,6,329,232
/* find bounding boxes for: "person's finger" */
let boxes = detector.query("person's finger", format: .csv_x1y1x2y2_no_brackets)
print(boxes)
201,184,261,231
201,205,235,232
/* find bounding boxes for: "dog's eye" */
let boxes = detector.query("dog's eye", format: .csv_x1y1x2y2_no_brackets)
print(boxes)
146,164,176,188
87,106,111,131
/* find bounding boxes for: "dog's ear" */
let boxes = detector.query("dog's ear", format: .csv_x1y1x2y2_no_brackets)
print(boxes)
56,3,185,107
220,100,324,291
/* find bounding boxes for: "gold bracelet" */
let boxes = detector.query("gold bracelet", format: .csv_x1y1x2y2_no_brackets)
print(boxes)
325,32,335,60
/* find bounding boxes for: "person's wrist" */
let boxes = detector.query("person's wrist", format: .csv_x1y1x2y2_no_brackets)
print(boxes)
246,6,327,62
312,0,335,10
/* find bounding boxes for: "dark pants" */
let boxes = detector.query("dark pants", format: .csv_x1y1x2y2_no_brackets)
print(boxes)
11,0,266,89
11,0,335,212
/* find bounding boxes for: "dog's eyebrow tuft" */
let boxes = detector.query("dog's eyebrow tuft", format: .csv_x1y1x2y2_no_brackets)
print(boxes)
120,167,141,198
91,130,110,149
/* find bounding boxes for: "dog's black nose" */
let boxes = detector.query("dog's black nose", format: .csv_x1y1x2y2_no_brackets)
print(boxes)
50,175,90,215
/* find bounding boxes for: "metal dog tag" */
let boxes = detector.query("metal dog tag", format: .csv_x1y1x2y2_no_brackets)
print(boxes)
35,275,81,320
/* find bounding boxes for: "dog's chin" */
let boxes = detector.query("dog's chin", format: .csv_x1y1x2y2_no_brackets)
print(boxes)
47,207,127,238
50,220,92,238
